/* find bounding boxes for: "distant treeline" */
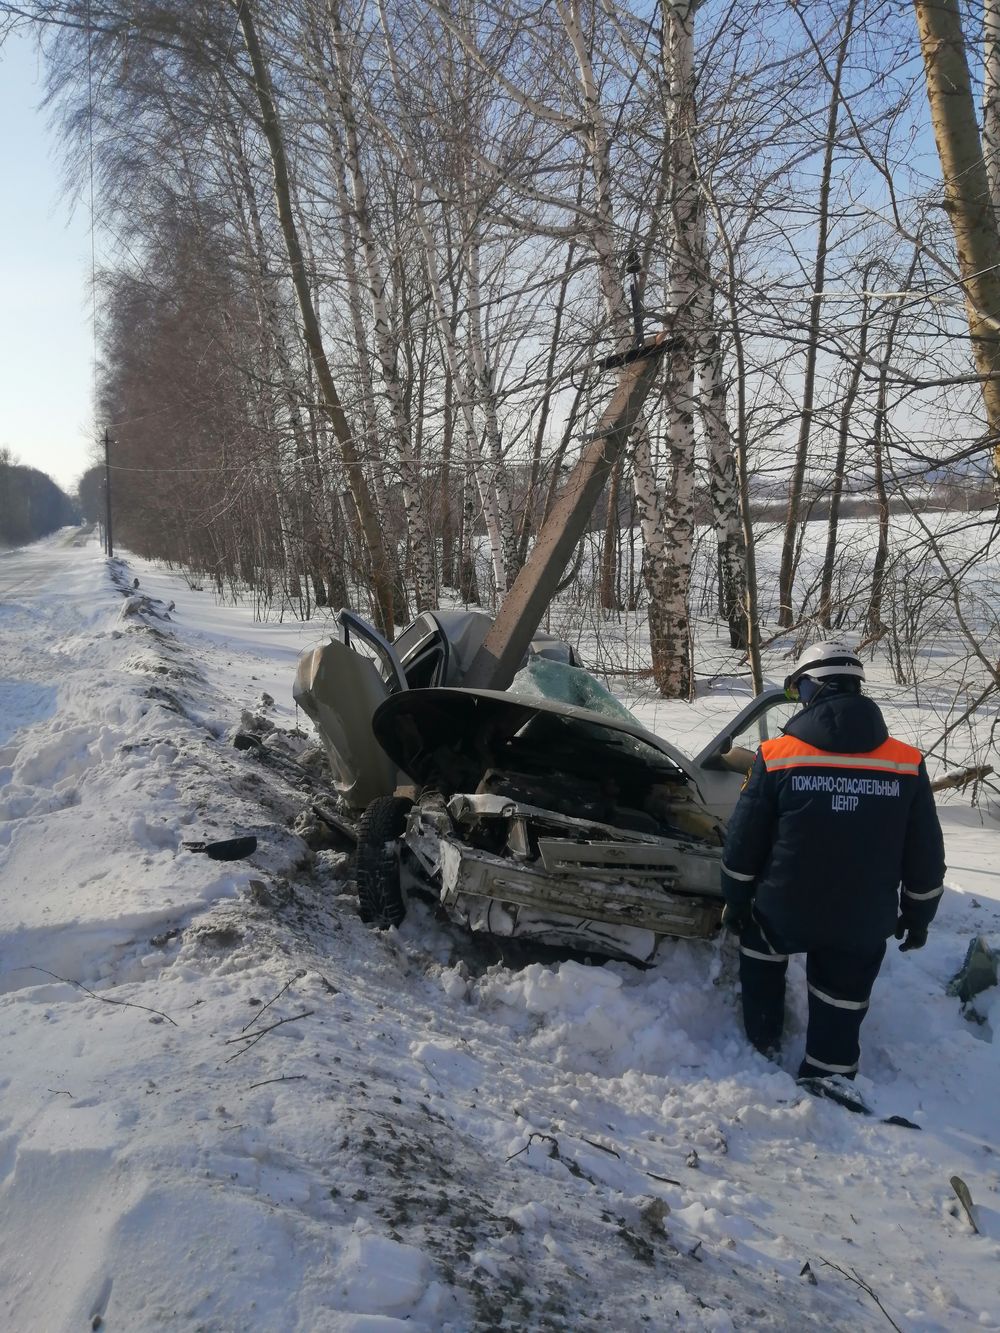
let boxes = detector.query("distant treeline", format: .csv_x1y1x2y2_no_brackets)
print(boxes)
736,482,997,526
0,451,78,546
609,476,996,531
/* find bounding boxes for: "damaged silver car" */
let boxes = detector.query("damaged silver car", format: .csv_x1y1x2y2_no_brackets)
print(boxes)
294,608,793,963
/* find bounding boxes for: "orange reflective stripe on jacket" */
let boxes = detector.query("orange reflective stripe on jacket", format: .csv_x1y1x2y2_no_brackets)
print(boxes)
759,734,922,776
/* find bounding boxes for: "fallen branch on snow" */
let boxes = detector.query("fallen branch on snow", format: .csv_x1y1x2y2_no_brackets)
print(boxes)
506,1132,559,1163
241,976,297,1033
645,1171,683,1187
579,1136,621,1158
248,1074,308,1090
505,1132,596,1183
23,966,178,1026
820,1259,903,1331
223,1010,314,1062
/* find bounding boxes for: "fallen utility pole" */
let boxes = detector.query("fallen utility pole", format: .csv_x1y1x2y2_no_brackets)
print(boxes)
464,333,670,691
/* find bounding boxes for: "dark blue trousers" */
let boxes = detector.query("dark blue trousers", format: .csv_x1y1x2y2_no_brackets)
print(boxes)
739,917,886,1079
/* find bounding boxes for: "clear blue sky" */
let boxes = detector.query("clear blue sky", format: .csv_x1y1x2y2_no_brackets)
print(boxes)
0,30,96,493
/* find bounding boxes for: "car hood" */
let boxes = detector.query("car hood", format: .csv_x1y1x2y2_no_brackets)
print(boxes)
371,687,693,793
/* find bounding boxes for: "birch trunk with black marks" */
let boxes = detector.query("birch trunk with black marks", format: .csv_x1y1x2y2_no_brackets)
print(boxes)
441,367,456,588
778,0,857,627
558,0,696,695
232,0,396,634
985,0,1000,223
463,226,519,582
699,319,746,649
703,187,762,691
225,149,299,571
690,194,746,649
866,249,919,638
459,469,481,605
375,0,512,596
410,184,510,595
555,2,629,331
819,283,873,629
638,0,700,699
915,0,1000,491
555,1,636,616
325,0,435,611
679,99,747,649
517,214,582,569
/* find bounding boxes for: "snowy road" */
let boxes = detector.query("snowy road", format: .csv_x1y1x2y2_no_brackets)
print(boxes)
0,526,91,598
0,549,65,598
0,533,91,755
0,534,998,1331
0,552,61,599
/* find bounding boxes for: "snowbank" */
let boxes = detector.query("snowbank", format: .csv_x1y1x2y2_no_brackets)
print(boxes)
0,532,997,1331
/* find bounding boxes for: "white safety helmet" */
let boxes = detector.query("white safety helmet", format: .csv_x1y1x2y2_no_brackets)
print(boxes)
784,640,865,695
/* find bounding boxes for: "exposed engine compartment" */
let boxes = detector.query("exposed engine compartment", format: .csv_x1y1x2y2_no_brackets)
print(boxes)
373,686,724,848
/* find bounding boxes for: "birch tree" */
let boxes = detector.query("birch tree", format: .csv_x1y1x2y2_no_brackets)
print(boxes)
777,0,858,628
687,101,747,651
232,0,400,633
320,0,437,610
984,0,1000,222
914,0,1000,493
632,0,699,698
374,0,519,595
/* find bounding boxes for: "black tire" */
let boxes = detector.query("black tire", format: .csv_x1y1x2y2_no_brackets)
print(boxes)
356,796,413,928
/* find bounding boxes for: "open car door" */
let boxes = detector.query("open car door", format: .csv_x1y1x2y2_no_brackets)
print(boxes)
690,689,799,821
293,612,404,810
295,609,583,812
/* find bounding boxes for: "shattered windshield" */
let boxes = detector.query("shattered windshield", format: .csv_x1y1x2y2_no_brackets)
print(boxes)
509,659,640,725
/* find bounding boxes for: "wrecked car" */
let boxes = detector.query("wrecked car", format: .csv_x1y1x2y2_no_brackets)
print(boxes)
294,608,794,963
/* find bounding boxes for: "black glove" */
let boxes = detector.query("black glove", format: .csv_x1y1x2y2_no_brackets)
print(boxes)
895,917,928,952
721,903,749,934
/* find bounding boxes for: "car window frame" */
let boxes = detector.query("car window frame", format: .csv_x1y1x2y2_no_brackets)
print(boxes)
693,688,794,769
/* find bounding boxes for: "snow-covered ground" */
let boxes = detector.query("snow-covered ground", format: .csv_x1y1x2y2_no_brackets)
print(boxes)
1,530,998,1331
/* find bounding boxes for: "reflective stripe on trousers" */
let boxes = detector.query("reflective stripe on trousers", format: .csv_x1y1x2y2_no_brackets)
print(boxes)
739,920,887,1077
738,919,789,1053
799,942,885,1079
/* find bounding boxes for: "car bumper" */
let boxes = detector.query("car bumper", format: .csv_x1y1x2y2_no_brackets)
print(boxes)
430,833,722,941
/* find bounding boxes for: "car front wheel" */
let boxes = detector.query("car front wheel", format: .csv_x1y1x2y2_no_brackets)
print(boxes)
356,795,413,928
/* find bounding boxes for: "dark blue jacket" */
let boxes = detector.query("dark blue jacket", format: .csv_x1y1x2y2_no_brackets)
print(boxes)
721,692,946,952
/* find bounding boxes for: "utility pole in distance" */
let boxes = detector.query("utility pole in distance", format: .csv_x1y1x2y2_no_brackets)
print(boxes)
103,428,114,558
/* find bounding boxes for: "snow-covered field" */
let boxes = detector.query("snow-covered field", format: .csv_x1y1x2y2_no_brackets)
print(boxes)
0,530,998,1331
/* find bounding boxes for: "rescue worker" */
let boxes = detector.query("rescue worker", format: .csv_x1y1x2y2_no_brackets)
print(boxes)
720,641,946,1085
